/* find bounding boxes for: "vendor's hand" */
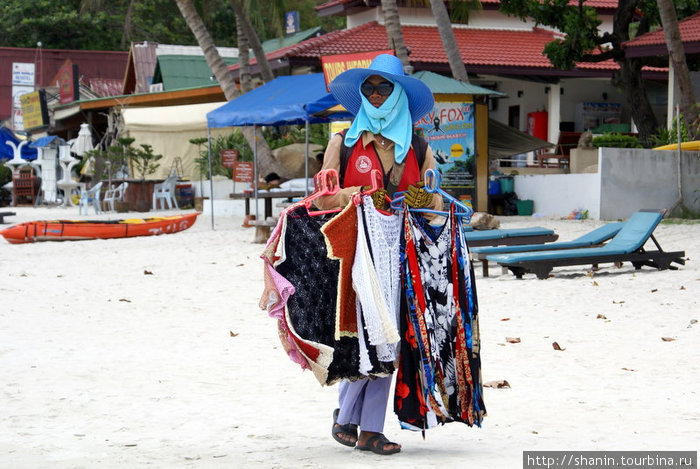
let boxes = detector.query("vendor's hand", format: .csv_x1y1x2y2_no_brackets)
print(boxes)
361,186,389,210
403,182,433,208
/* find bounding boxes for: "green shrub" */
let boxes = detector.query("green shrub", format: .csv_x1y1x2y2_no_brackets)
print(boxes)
592,132,642,148
651,115,690,147
191,124,329,178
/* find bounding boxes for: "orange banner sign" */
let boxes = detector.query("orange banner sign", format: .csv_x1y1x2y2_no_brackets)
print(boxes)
320,50,393,89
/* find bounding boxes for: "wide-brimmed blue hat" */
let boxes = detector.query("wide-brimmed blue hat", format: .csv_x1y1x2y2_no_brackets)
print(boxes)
329,54,434,123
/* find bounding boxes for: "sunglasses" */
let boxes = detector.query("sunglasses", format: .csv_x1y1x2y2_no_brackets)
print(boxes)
360,80,394,97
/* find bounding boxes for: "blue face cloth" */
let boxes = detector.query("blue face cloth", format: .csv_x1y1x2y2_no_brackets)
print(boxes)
343,80,413,164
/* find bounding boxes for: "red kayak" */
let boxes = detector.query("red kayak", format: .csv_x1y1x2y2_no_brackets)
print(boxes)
0,212,200,244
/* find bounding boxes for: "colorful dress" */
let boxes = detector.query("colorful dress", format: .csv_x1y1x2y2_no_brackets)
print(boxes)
395,206,485,431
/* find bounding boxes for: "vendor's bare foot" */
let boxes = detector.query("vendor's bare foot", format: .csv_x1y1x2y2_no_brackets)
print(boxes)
356,431,401,455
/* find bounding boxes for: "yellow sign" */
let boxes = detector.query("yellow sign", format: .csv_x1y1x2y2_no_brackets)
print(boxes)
20,90,48,130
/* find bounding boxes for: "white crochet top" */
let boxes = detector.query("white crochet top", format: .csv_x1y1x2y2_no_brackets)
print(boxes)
352,196,402,371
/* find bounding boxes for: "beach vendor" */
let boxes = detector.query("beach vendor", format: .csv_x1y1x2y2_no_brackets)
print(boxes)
316,53,441,455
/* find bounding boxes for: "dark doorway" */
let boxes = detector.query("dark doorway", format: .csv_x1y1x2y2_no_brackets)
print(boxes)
508,105,520,129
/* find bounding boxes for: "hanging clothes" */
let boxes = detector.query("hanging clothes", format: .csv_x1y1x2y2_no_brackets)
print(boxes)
395,205,485,431
352,195,402,372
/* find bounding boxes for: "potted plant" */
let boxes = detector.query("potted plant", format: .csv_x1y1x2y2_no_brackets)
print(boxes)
189,137,209,211
130,143,163,212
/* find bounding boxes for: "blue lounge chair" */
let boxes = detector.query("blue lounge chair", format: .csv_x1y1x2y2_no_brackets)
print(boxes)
471,222,624,277
487,210,685,279
464,226,559,248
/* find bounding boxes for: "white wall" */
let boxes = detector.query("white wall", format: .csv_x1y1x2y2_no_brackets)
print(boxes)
514,172,601,219
511,149,700,221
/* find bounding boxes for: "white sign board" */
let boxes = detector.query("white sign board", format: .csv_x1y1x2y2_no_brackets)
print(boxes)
11,85,35,131
12,62,36,86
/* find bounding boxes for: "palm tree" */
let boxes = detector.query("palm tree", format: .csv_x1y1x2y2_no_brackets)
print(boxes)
655,0,698,139
381,0,412,72
427,0,471,82
236,10,254,93
174,0,286,177
230,0,275,83
381,0,478,82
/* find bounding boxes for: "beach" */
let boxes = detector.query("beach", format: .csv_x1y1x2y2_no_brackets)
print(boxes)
1,205,697,468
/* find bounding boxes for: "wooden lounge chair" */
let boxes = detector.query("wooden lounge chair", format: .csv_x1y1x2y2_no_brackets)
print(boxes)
487,210,685,279
464,226,559,248
471,222,624,277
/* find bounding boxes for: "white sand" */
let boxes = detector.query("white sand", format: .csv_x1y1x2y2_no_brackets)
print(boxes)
1,205,698,468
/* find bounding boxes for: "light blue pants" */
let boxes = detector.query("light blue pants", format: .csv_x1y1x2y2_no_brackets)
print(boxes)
336,375,393,433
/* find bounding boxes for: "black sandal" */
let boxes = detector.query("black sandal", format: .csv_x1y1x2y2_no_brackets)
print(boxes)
331,408,358,447
356,433,401,455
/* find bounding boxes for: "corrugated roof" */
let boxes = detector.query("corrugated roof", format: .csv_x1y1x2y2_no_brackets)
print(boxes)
261,26,325,54
156,44,239,58
0,47,128,122
413,70,506,96
84,78,123,97
132,42,158,94
153,55,238,90
622,11,700,57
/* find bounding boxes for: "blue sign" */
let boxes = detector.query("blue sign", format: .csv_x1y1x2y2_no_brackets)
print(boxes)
285,11,299,34
415,101,476,188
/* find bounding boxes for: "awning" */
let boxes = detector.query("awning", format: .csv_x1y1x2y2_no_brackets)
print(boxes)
488,118,553,159
206,73,351,128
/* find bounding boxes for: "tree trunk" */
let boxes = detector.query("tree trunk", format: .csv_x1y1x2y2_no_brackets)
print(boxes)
613,58,658,145
656,0,698,140
380,0,412,73
174,0,239,100
120,0,135,50
174,0,286,178
428,0,470,82
236,11,254,93
230,0,275,83
610,0,659,146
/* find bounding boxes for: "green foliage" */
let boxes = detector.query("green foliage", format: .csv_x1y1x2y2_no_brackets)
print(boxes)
131,143,163,180
651,115,691,147
0,0,343,50
192,131,253,179
190,124,330,179
592,132,642,148
262,124,329,150
499,0,699,70
85,136,137,182
0,165,11,206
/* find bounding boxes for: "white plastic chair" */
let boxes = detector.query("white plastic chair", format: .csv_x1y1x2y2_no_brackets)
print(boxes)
79,181,103,215
152,175,179,210
103,181,129,212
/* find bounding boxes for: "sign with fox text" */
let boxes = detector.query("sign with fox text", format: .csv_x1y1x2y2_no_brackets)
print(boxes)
415,101,475,189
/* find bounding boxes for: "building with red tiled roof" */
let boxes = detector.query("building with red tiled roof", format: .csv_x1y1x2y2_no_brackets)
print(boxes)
315,0,620,17
622,10,700,57
262,21,626,78
239,0,672,146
